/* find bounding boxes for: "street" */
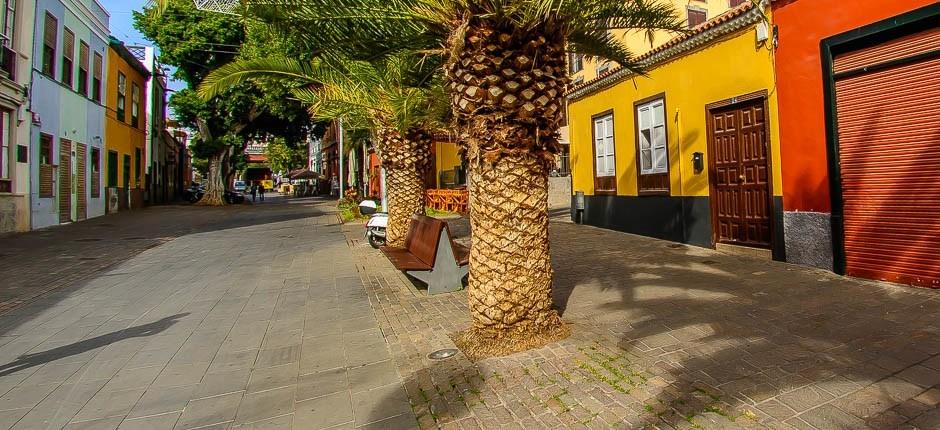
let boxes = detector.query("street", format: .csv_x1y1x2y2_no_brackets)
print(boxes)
0,197,412,429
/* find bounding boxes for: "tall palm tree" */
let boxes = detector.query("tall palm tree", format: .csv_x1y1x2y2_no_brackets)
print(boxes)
233,0,686,359
200,55,443,246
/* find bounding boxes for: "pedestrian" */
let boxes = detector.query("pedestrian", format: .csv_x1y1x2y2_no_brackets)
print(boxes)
330,175,339,198
258,183,266,202
250,182,258,202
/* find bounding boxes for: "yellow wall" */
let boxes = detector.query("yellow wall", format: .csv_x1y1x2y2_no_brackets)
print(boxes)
434,140,462,188
573,0,735,82
569,16,782,198
105,46,148,188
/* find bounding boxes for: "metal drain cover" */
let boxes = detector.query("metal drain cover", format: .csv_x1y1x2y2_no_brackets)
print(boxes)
427,349,458,360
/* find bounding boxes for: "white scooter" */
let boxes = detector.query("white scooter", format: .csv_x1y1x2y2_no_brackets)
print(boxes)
359,201,388,249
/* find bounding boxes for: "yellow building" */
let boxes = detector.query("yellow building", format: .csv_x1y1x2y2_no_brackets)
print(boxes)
567,2,786,259
105,37,149,211
569,0,745,84
433,135,464,189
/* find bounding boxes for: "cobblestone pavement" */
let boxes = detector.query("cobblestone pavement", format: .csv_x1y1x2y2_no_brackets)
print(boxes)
346,215,940,430
0,197,414,429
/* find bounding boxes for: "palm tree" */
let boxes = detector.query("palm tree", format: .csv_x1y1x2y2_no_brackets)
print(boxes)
227,0,685,359
200,54,442,246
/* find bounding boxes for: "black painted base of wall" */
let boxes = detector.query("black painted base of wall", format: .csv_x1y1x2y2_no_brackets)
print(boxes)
571,195,787,261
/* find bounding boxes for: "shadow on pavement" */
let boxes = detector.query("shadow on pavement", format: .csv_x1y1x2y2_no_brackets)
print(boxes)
0,313,188,377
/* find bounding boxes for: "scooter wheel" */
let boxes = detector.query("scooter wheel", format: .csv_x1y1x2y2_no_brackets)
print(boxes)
368,235,385,249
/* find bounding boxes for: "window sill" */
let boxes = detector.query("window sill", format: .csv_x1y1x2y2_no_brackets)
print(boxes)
638,189,670,197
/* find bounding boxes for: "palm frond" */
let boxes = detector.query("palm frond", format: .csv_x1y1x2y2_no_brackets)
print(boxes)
198,57,320,99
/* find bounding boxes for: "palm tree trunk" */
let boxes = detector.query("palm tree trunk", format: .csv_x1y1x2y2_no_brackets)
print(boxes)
376,127,432,247
448,23,570,359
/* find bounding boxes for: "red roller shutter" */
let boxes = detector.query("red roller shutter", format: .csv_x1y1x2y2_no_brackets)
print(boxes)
835,30,940,289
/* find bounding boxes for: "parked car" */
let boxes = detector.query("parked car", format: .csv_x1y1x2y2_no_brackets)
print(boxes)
233,180,247,193
224,190,245,204
184,184,205,203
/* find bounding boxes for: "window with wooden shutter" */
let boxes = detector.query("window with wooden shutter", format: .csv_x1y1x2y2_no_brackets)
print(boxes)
729,0,747,7
132,83,140,128
592,112,616,195
42,12,56,77
117,72,126,122
61,28,74,86
635,95,670,195
39,133,54,197
90,147,100,197
92,52,102,102
687,8,707,28
78,42,89,97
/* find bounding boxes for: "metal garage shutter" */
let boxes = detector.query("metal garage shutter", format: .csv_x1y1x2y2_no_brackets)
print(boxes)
835,28,940,288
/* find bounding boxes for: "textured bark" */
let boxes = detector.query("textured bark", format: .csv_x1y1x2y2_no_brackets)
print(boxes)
447,21,570,359
375,127,432,247
197,150,226,206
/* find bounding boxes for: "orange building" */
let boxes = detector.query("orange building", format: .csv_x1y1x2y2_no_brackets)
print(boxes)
773,1,938,287
104,37,149,211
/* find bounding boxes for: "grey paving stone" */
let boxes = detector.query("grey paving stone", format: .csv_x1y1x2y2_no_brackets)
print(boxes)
230,413,291,430
72,387,147,422
351,383,412,427
0,408,30,429
207,349,258,374
347,360,401,394
117,412,181,430
340,316,378,334
0,383,60,411
255,345,301,369
358,412,418,430
897,364,940,388
127,384,197,419
297,367,348,402
102,365,163,391
64,416,124,430
300,339,345,374
293,391,354,430
175,391,243,430
11,379,110,430
777,385,835,413
234,386,294,425
246,363,298,394
798,404,873,430
152,362,211,388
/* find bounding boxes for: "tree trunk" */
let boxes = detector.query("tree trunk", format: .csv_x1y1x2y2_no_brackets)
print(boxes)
447,22,570,359
197,150,226,206
376,127,432,247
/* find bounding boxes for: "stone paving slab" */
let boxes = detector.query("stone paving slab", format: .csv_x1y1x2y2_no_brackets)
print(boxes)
0,197,416,429
344,214,940,429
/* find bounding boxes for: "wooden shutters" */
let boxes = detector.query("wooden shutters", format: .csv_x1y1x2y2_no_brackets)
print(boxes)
834,27,940,288
92,52,103,103
91,147,100,198
592,112,616,194
687,8,706,28
39,134,54,197
42,12,56,76
117,72,126,122
61,28,74,86
58,139,71,223
708,98,772,249
78,42,89,96
76,143,86,220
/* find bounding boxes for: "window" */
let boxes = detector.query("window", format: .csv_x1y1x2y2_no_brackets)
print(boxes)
90,147,100,197
39,133,52,165
123,154,130,188
78,42,89,96
568,52,583,74
116,72,126,122
596,62,610,77
134,148,141,187
635,96,670,195
0,0,16,45
131,83,140,128
41,12,56,77
687,8,707,28
0,110,8,181
61,28,74,87
107,150,117,187
92,52,102,103
39,134,54,197
592,112,616,194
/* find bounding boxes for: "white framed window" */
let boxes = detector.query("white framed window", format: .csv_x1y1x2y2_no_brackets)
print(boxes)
593,113,615,178
568,52,583,74
637,98,667,175
596,62,610,76
0,110,9,180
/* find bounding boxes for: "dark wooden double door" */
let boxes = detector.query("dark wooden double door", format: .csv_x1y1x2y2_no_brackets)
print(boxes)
708,98,772,249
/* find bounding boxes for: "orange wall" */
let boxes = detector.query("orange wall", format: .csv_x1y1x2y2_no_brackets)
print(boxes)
773,0,935,212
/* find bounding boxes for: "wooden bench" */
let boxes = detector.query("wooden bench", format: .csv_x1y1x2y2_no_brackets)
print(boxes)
381,215,469,295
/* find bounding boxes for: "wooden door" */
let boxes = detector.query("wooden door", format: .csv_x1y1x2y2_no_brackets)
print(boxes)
708,99,772,248
58,139,72,223
76,143,87,220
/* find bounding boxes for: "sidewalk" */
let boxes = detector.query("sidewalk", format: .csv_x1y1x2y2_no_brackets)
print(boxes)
346,216,940,429
0,198,414,429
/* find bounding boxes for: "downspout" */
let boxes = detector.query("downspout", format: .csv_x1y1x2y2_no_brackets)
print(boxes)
676,108,687,244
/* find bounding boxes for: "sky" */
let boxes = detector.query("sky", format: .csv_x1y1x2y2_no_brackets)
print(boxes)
99,0,188,93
